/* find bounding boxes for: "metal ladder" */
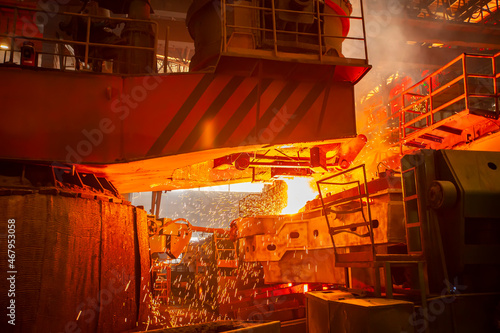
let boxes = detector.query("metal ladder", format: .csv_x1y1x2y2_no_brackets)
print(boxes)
316,164,428,308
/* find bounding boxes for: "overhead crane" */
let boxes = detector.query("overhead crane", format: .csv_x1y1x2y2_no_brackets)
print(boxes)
0,0,370,193
1,0,500,332
0,0,372,331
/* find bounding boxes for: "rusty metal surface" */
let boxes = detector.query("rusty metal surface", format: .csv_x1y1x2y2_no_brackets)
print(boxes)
238,215,333,262
234,175,405,283
328,190,406,247
262,249,345,283
0,65,357,192
0,191,152,332
236,190,404,260
99,199,139,332
149,218,193,259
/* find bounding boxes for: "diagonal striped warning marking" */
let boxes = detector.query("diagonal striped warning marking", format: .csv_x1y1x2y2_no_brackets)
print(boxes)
190,78,266,151
146,74,215,157
167,76,235,153
178,76,246,153
146,76,324,157
213,78,273,147
246,80,300,141
274,81,326,142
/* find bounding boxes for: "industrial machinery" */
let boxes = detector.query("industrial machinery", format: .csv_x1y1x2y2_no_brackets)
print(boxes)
400,149,500,332
1,0,500,332
232,168,405,286
149,218,193,260
0,0,370,192
147,216,239,310
151,218,337,332
156,148,500,332
230,150,500,332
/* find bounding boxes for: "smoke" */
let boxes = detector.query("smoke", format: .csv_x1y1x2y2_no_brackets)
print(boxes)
340,0,484,175
351,0,468,102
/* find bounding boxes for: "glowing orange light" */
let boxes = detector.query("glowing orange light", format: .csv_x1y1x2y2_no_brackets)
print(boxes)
281,178,317,214
288,283,292,287
322,286,328,290
303,284,309,293
200,119,216,149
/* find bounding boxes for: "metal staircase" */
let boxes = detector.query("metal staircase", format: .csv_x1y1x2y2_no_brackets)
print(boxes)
316,165,428,309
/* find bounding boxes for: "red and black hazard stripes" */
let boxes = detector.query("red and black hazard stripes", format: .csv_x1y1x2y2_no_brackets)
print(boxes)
212,78,273,148
246,80,300,141
146,74,335,157
177,76,245,152
147,74,215,157
273,80,327,142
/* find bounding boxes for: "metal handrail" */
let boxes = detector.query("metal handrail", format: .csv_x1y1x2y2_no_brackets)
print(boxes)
0,4,158,73
361,52,500,150
224,23,365,41
221,0,368,61
316,164,376,261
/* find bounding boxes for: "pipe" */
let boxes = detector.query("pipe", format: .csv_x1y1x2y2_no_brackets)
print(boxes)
124,0,154,74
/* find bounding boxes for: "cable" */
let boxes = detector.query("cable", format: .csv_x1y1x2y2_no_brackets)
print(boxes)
426,292,500,302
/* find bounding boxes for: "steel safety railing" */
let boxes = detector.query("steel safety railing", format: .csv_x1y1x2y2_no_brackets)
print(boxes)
400,53,499,147
155,25,192,74
0,4,158,74
411,0,499,23
359,52,500,153
220,0,368,62
156,54,190,74
316,164,376,263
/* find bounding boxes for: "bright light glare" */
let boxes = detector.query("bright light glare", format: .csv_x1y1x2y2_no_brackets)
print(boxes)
180,182,264,193
0,44,9,50
229,182,265,192
281,177,317,214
